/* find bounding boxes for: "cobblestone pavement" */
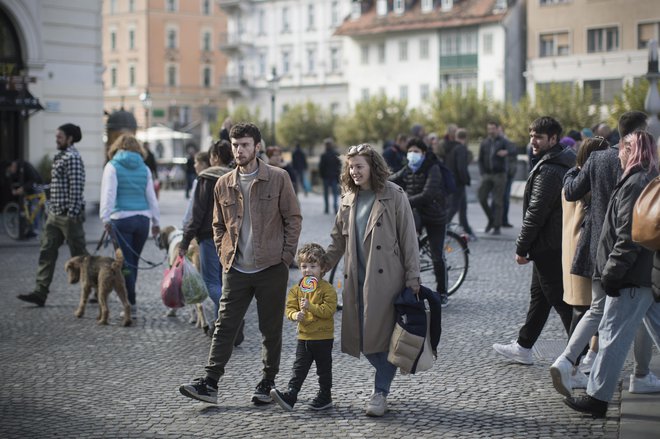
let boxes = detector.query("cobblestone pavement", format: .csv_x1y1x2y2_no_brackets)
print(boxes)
0,187,643,438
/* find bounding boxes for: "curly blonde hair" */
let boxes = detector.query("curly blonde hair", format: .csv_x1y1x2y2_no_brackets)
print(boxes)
340,143,390,193
296,243,326,266
108,134,146,160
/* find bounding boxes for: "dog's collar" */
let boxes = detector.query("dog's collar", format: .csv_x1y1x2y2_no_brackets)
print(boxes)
170,230,184,241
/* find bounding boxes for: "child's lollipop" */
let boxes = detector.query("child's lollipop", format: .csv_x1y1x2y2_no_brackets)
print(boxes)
299,275,318,294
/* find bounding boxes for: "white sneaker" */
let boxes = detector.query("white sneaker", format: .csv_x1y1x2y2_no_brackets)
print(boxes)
579,350,597,374
550,355,574,397
629,372,660,394
570,368,589,390
492,341,534,365
365,392,387,417
120,304,137,319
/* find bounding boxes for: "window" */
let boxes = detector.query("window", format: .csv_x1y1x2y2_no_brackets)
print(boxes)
167,29,177,49
540,0,570,4
331,1,339,27
399,85,408,101
420,38,429,59
258,52,267,77
330,47,340,72
128,0,135,13
167,65,177,86
440,29,478,55
307,47,316,73
282,50,290,74
377,0,387,16
399,40,408,61
202,0,211,15
203,31,212,51
351,2,361,20
166,0,177,13
361,88,370,101
393,0,404,14
378,43,386,64
110,66,117,88
420,84,430,100
110,30,117,51
441,72,477,94
584,78,623,104
483,80,494,99
203,66,212,88
539,32,569,57
441,0,453,11
129,65,136,87
483,33,493,55
422,0,433,13
128,28,135,50
109,0,117,14
638,22,660,49
282,7,290,33
587,27,619,53
361,45,369,65
307,4,315,30
258,10,266,36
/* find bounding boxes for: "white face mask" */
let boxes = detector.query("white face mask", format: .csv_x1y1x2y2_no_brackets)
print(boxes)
407,151,423,166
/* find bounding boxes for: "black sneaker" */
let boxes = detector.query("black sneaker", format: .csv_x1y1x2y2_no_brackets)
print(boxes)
309,390,332,410
563,394,607,418
179,377,218,404
270,388,297,411
252,379,275,405
440,293,449,308
17,292,46,307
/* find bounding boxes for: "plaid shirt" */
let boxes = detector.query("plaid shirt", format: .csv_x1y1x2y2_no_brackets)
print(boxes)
49,146,85,217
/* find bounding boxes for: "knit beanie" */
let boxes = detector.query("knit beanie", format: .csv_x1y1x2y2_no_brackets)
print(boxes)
58,123,82,143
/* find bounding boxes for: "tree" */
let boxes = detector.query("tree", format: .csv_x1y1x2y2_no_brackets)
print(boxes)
276,101,335,153
212,105,270,144
425,88,492,139
608,79,654,127
334,94,410,148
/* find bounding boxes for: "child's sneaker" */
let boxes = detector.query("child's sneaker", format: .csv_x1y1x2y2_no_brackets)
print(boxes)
309,390,332,410
179,377,218,404
270,388,297,411
252,379,275,405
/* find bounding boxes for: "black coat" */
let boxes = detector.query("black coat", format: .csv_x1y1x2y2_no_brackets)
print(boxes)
564,146,621,277
319,150,341,181
478,135,510,175
443,141,470,186
595,166,659,294
516,144,575,259
390,153,447,225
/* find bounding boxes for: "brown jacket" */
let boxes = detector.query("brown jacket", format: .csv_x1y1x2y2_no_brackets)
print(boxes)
212,159,302,272
561,191,592,306
325,181,420,358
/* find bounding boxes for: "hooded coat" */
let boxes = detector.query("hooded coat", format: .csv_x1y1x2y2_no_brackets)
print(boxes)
324,181,420,358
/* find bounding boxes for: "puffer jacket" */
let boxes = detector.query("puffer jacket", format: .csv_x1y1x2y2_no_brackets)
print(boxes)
516,144,576,259
595,166,659,294
389,153,447,225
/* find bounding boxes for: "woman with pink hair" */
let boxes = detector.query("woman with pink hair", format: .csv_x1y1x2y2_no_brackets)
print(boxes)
564,130,660,417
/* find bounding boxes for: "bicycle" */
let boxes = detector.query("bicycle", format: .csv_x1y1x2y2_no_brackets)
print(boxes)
327,223,469,306
2,184,49,240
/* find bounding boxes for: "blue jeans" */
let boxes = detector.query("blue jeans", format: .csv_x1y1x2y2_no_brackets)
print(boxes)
199,238,222,319
364,352,397,396
111,215,149,305
588,286,660,401
323,178,339,214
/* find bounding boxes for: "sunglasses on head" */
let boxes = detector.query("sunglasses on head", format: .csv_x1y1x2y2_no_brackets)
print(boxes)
592,135,606,148
347,144,371,155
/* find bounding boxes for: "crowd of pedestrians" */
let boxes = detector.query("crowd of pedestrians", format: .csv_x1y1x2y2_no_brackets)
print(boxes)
11,111,660,420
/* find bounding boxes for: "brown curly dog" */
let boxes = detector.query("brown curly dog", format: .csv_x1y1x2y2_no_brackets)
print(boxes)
64,248,132,327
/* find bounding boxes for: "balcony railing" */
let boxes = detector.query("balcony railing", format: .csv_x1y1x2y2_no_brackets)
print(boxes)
220,75,251,95
217,0,251,11
219,32,253,52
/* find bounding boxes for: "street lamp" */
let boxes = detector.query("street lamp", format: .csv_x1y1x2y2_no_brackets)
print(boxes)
267,67,280,146
139,89,152,140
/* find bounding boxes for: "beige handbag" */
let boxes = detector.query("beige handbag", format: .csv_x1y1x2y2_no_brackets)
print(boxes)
632,175,660,251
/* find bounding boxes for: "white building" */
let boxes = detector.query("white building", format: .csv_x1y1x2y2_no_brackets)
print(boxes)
336,0,525,108
218,0,353,127
0,0,105,207
525,0,660,106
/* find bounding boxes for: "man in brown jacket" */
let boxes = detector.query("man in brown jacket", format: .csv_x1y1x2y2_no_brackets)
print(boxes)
179,122,302,405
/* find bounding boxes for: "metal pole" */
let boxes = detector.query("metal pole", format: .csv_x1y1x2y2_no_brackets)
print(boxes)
271,92,276,146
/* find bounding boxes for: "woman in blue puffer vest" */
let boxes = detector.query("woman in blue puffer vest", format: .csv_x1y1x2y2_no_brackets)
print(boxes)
101,134,160,318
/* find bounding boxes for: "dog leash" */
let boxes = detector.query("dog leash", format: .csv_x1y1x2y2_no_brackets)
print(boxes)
100,226,166,270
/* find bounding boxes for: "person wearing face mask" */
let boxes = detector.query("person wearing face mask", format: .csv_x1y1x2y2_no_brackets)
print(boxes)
390,138,449,305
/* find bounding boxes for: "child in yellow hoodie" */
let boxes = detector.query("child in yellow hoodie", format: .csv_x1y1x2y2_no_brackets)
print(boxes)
270,243,337,411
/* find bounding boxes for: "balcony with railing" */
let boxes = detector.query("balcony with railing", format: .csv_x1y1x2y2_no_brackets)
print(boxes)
217,0,252,12
219,75,251,96
218,32,254,53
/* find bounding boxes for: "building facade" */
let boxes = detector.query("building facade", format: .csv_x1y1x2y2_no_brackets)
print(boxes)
0,0,105,207
526,0,660,106
102,0,228,154
336,0,525,109
219,0,353,137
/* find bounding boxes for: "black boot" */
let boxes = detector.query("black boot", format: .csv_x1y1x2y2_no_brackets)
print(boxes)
270,387,297,411
309,389,332,410
564,394,608,418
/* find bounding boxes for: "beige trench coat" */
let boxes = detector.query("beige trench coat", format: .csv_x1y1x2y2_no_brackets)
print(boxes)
325,181,420,358
561,190,592,306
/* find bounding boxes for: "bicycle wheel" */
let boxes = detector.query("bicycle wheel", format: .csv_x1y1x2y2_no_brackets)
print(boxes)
445,230,469,296
327,256,345,310
3,202,22,240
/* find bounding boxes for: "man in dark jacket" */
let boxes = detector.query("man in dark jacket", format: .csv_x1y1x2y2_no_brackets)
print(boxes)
390,138,448,301
477,121,511,235
291,143,309,196
445,128,473,237
493,117,575,365
318,138,341,214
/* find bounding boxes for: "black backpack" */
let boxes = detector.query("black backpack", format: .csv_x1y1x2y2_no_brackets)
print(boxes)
437,161,457,195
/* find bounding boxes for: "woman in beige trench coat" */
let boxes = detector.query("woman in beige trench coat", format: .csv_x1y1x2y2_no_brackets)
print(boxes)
323,144,420,417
